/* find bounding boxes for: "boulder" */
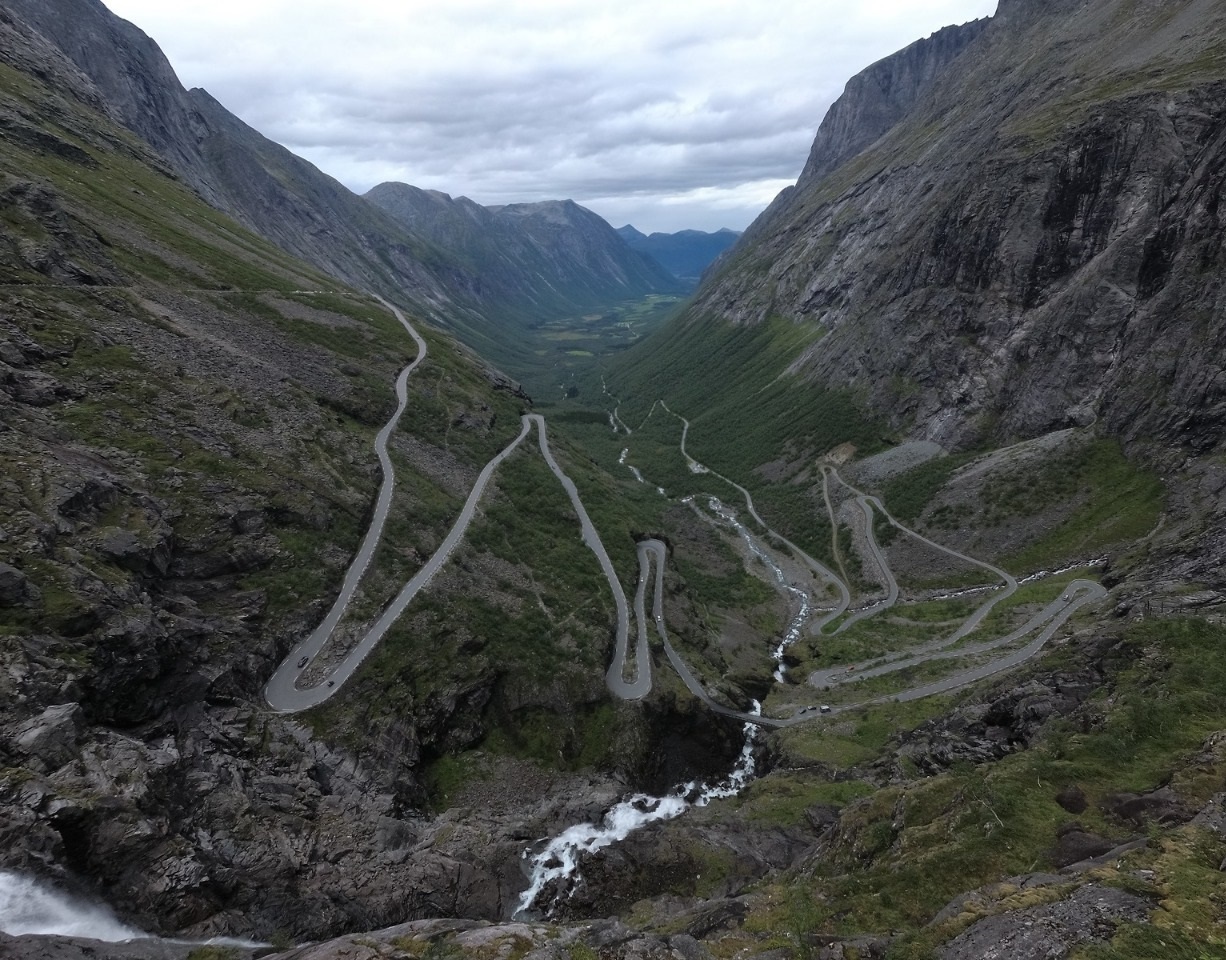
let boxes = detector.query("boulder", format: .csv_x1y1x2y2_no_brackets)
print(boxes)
0,562,37,606
97,529,171,576
1055,785,1088,814
1048,822,1116,868
1101,787,1188,826
13,703,84,770
1192,793,1226,835
938,883,1153,960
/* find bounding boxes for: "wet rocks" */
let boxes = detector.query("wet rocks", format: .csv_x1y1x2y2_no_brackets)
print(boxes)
547,816,816,922
0,931,221,960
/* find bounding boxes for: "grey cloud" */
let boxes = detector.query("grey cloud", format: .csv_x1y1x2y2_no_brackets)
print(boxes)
107,0,1000,232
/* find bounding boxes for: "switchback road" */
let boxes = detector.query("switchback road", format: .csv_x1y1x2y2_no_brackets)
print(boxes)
267,304,645,712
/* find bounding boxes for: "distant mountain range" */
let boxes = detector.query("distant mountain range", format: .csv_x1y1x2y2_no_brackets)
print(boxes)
366,184,684,328
0,0,683,374
615,225,741,283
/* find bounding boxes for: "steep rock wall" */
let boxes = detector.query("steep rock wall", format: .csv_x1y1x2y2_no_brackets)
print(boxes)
691,0,1226,457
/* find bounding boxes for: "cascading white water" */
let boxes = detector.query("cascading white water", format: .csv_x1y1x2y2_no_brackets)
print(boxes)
0,871,144,941
618,448,646,484
708,498,811,681
514,706,761,920
0,871,266,949
1018,557,1107,584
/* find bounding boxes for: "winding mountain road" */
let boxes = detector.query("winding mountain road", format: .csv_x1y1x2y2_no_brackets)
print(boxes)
619,400,1106,725
831,488,901,632
658,402,850,628
266,304,645,712
628,538,1104,728
265,304,1104,726
823,467,1019,642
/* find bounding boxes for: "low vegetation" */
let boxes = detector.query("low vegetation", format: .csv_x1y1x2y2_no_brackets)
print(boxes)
735,618,1226,958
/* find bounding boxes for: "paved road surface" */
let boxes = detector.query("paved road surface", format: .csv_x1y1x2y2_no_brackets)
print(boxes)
659,402,850,629
267,306,646,712
530,416,647,699
629,402,1105,725
832,487,901,632
267,326,1105,724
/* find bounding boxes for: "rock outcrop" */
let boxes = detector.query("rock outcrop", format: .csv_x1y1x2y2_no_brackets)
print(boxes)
678,0,1226,462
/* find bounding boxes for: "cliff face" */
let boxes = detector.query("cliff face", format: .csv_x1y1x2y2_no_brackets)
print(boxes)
795,17,991,189
686,0,1226,460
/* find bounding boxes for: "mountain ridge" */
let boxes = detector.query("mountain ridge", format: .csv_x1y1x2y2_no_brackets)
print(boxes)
365,183,684,330
0,0,681,376
645,0,1226,463
615,224,742,283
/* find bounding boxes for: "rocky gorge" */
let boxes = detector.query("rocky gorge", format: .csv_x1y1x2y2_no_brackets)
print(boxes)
3,0,1226,957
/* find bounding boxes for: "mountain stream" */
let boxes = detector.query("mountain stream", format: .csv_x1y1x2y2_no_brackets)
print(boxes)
706,497,812,682
514,705,762,919
0,870,264,948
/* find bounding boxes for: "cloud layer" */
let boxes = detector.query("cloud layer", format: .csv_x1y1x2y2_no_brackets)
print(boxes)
104,0,998,232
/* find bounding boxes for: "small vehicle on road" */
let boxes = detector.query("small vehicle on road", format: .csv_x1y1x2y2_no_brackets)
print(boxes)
820,704,832,714
297,656,309,669
327,679,335,688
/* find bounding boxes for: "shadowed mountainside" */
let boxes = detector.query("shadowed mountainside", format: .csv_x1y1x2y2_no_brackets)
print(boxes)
615,225,742,283
365,183,684,324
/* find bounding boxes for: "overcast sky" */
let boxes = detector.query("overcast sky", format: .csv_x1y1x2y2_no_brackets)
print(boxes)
103,0,998,233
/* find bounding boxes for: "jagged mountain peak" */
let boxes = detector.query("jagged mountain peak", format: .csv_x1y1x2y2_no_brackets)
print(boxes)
796,14,991,189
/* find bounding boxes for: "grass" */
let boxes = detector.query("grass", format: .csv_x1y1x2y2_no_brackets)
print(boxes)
742,616,1226,956
600,313,883,563
877,452,975,524
797,595,983,672
772,696,955,767
734,773,877,827
305,438,628,774
991,439,1164,571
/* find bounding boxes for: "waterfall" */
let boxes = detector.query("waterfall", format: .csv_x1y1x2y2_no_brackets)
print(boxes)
0,871,144,941
515,705,761,919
